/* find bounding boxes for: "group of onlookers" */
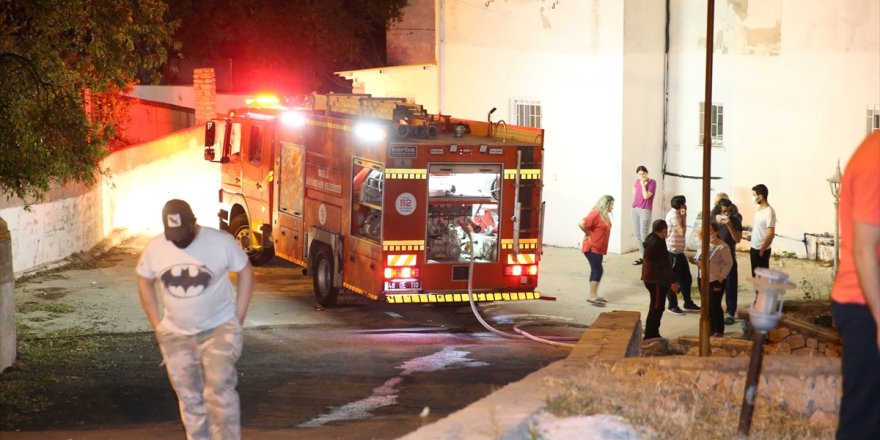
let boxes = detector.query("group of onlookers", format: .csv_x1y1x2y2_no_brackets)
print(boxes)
578,130,880,439
578,166,777,341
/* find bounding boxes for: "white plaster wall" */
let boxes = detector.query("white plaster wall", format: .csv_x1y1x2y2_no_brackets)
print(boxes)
1,192,102,273
354,0,633,252
344,66,439,114
665,0,880,257
101,130,221,240
4,128,219,275
620,0,667,254
131,85,251,115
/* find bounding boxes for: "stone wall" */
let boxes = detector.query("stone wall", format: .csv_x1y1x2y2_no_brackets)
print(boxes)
633,356,841,426
193,68,216,125
574,311,840,427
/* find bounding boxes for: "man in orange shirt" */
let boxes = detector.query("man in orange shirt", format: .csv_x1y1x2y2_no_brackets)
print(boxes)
831,131,880,439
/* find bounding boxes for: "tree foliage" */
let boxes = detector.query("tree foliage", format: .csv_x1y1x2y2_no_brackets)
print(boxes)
166,0,407,93
0,0,179,202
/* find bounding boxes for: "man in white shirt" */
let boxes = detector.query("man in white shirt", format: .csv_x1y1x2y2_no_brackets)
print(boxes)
749,184,776,278
665,195,700,315
137,199,254,440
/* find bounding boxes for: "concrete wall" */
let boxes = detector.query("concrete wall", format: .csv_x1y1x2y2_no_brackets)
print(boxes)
341,65,439,114
341,0,880,257
664,0,880,256
0,219,14,372
344,0,658,253
387,0,436,65
129,85,251,117
121,98,195,145
1,127,220,276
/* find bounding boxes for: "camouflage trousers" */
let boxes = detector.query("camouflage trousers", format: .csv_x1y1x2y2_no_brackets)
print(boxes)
156,319,243,440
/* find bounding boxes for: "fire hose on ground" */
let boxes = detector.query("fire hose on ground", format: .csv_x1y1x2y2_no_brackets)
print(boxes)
462,229,586,348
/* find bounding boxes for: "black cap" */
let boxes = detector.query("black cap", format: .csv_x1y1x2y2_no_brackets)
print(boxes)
161,199,196,242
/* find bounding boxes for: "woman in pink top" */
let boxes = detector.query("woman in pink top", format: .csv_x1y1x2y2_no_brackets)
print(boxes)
578,195,615,306
631,165,656,266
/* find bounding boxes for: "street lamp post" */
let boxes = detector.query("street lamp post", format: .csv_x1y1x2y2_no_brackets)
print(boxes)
827,161,842,279
738,268,795,437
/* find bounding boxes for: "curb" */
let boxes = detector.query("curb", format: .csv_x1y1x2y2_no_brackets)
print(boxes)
13,228,133,281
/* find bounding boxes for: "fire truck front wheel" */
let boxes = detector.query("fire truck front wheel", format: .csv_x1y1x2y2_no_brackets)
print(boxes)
311,245,338,307
230,214,275,266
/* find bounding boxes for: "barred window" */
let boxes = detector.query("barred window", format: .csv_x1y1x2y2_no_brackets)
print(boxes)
867,106,880,134
699,103,724,147
510,98,542,128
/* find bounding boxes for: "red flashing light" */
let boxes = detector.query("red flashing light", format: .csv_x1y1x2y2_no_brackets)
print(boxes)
384,267,420,280
246,95,281,107
505,265,537,277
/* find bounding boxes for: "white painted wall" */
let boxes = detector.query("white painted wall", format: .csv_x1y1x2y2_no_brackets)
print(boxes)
341,65,439,114
349,0,640,252
131,85,251,115
665,0,880,257
2,128,219,275
621,0,667,254
344,0,880,259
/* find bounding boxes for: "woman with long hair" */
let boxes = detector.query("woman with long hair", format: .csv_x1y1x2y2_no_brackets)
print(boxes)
578,195,615,306
631,165,656,265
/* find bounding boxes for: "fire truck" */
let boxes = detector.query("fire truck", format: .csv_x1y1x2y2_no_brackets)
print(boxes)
204,93,545,306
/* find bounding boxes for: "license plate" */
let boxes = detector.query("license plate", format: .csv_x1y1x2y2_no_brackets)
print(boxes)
384,280,421,291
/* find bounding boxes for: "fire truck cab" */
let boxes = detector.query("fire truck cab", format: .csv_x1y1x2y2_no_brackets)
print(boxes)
204,94,544,307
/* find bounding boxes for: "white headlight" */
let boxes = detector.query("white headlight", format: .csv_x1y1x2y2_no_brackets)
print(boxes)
354,122,386,142
280,111,306,127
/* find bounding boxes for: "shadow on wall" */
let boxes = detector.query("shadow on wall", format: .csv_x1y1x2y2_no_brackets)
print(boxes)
1,126,220,276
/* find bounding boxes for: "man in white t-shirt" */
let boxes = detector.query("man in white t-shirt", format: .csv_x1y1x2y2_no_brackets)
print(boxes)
137,199,254,440
749,184,776,278
664,195,700,315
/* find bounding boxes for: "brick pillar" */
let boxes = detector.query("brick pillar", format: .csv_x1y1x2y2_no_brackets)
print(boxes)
0,217,15,373
193,68,217,125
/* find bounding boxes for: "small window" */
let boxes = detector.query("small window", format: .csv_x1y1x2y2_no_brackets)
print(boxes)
510,98,542,128
227,123,241,157
351,158,383,242
699,103,724,147
867,106,880,134
248,125,262,163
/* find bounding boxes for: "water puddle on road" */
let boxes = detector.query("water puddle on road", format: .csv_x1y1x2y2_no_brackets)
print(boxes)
297,346,489,427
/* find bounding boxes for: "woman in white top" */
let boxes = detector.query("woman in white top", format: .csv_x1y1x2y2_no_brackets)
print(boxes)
691,222,734,336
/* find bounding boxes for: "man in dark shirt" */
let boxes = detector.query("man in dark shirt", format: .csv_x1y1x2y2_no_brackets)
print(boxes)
641,219,680,340
711,197,743,324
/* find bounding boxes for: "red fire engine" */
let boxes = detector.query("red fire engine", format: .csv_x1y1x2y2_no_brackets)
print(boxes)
204,93,544,306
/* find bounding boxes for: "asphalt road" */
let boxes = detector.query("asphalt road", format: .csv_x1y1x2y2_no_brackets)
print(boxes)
2,236,575,439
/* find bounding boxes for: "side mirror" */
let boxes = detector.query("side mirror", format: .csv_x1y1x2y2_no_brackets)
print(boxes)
204,147,216,161
205,121,217,147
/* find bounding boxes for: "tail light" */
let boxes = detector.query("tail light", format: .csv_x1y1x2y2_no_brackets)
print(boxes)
384,267,420,280
384,266,421,291
504,264,538,276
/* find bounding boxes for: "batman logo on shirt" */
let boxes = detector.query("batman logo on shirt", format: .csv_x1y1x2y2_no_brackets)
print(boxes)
159,264,214,298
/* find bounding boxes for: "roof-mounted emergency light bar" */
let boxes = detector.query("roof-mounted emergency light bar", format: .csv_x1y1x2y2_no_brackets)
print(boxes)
245,94,285,109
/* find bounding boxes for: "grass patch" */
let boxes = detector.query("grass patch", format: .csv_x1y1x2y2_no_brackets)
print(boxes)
537,362,834,440
0,330,148,428
16,301,76,314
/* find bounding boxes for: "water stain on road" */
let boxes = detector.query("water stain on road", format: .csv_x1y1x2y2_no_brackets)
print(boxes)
298,346,489,427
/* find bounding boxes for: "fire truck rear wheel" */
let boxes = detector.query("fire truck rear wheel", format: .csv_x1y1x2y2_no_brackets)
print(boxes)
312,245,338,307
230,214,275,266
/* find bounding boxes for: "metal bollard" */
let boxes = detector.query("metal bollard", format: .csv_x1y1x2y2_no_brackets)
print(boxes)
737,268,795,437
